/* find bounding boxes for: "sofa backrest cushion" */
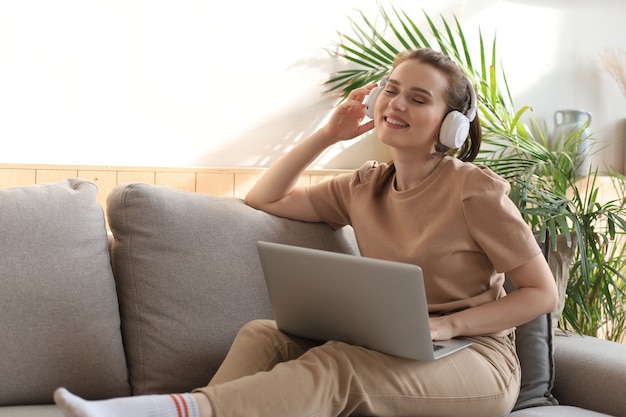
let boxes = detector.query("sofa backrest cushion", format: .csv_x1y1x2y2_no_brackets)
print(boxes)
0,179,130,406
106,183,358,395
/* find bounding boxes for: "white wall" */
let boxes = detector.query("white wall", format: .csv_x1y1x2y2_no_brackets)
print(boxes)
1,0,625,171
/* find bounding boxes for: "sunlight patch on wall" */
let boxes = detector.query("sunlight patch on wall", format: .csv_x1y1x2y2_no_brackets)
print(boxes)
462,1,561,98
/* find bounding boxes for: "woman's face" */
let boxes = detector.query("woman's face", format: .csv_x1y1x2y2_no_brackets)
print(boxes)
374,59,449,155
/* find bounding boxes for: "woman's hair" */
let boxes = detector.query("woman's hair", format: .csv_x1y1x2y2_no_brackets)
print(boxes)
374,48,482,197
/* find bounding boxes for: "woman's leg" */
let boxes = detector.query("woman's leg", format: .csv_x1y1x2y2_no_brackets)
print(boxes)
54,320,313,417
208,319,322,386
196,334,520,417
55,323,519,417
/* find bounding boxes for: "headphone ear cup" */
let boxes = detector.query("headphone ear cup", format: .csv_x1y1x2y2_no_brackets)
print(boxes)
439,111,470,149
365,86,382,119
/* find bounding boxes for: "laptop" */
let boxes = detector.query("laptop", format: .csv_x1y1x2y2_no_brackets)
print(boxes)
256,241,472,361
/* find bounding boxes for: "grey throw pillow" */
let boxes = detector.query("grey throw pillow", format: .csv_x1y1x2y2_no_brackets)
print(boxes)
511,309,558,409
106,182,358,395
0,179,130,405
505,235,559,410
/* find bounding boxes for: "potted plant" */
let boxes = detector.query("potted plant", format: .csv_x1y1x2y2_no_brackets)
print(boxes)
324,4,626,342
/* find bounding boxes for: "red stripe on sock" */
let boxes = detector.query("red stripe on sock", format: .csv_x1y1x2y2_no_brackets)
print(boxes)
169,394,184,417
179,394,190,417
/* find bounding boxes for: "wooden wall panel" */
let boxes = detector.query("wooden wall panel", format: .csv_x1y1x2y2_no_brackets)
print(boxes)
0,164,348,204
36,169,79,184
77,170,118,216
196,173,234,196
155,172,197,192
233,173,265,199
117,170,156,185
0,168,36,188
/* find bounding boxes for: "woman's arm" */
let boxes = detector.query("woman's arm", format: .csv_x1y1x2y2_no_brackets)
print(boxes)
244,129,338,222
430,252,559,340
244,85,376,221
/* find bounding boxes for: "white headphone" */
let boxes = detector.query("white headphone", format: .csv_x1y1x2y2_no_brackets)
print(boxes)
364,75,478,149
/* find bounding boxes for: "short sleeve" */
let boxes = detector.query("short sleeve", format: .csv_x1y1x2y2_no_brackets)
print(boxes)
306,161,381,230
462,166,541,273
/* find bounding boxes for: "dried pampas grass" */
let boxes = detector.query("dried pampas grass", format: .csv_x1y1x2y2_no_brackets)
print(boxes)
600,47,626,98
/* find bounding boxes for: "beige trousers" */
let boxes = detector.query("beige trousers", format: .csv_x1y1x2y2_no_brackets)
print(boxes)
195,320,520,417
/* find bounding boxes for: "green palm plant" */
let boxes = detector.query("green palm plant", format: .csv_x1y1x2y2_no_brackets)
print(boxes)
325,4,626,341
564,171,626,341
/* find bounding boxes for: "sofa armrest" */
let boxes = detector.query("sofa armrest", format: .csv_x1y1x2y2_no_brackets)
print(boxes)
552,331,626,416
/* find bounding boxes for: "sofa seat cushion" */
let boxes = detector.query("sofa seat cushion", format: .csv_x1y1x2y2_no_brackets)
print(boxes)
106,183,358,395
0,405,63,417
0,179,130,406
508,405,612,416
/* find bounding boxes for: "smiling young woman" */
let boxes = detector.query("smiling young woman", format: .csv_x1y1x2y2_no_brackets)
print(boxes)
54,47,557,417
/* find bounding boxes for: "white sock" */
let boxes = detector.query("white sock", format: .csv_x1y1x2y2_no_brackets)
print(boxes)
54,388,200,417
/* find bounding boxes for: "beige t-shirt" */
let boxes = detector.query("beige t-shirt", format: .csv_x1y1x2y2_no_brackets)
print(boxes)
306,157,541,315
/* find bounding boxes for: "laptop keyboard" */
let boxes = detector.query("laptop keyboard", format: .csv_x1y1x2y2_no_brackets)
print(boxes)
433,343,444,351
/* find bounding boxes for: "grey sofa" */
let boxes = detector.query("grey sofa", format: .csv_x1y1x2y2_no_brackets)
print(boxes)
1,179,625,417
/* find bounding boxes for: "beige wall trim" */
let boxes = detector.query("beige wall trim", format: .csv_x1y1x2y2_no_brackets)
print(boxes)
0,163,350,212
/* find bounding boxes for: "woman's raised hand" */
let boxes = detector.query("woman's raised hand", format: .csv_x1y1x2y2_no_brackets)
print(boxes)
245,83,379,221
321,84,377,144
